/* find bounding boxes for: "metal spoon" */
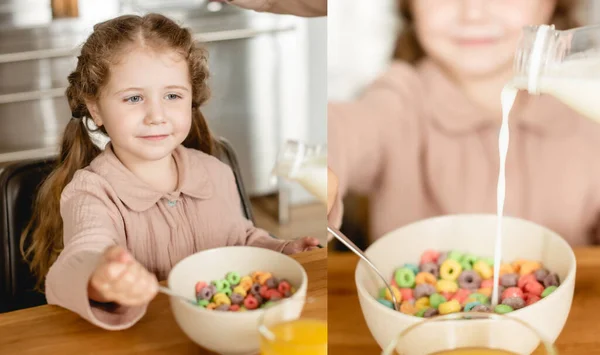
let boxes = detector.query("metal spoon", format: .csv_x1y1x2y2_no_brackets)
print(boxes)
158,285,197,305
328,226,399,311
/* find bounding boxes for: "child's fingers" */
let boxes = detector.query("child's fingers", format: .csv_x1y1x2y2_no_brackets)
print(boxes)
90,259,127,292
304,237,320,246
103,245,132,264
108,262,142,296
110,262,156,306
127,271,159,305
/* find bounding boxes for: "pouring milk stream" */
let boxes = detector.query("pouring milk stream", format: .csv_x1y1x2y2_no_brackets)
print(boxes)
493,23,600,306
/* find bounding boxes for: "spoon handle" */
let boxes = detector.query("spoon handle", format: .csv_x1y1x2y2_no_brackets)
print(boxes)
327,226,399,310
158,285,197,305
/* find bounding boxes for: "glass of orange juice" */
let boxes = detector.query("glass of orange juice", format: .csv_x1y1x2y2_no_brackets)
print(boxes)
258,296,327,355
382,312,557,355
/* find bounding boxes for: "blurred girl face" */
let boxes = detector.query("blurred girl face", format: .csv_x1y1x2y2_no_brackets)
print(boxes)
411,0,557,79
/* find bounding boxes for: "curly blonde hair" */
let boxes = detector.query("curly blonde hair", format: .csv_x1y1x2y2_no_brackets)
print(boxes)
394,0,582,63
21,13,215,290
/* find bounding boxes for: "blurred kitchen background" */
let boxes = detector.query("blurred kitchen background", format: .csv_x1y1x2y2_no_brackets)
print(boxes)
0,0,327,243
328,0,599,249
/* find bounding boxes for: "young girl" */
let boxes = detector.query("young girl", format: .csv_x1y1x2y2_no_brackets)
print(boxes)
20,13,319,330
327,0,600,246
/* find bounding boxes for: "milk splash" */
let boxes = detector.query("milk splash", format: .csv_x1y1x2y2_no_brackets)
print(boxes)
491,86,519,307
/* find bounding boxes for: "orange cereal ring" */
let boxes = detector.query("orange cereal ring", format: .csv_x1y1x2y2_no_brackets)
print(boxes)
511,259,528,273
257,272,273,285
251,271,266,283
206,303,217,310
400,301,417,315
477,288,492,298
499,263,515,276
415,272,437,286
519,261,542,276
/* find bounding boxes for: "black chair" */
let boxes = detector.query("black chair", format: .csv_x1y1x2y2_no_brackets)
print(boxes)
0,137,255,313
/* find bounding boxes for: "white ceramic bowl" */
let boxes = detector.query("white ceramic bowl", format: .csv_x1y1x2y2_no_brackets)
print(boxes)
167,246,308,355
355,214,576,352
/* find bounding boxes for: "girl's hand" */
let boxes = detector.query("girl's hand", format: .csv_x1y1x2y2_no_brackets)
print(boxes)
283,236,320,255
327,168,338,215
87,245,159,307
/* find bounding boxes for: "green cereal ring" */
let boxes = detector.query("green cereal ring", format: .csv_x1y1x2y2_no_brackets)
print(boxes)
542,286,557,298
262,301,276,309
226,272,241,286
379,287,387,299
221,280,231,291
197,299,210,307
482,257,495,267
460,259,473,271
377,298,394,309
415,308,427,317
461,254,478,268
447,251,463,262
494,304,513,314
403,263,419,276
468,292,489,304
395,268,416,288
212,280,226,291
429,293,447,308
222,288,232,297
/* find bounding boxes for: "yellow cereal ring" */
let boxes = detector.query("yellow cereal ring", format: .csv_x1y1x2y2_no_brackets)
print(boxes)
257,272,273,285
415,272,437,285
213,293,231,306
384,285,403,303
233,286,247,297
415,297,430,310
473,260,493,280
206,303,217,310
511,259,528,273
400,301,417,315
438,300,461,315
519,261,542,276
239,276,253,291
477,288,492,298
499,263,515,276
440,259,463,281
436,279,458,293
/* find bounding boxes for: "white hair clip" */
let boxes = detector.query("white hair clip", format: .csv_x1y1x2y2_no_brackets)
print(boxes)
82,116,111,150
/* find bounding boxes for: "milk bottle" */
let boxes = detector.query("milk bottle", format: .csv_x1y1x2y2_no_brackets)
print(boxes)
271,140,327,205
492,24,600,306
510,24,600,120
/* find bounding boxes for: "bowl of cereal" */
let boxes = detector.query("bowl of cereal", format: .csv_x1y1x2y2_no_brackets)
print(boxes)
167,246,308,355
355,214,576,352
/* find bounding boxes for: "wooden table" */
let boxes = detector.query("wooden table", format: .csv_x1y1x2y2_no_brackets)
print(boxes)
0,248,327,354
328,247,600,355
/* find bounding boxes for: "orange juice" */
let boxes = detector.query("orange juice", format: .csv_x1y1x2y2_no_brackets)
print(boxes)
430,349,518,355
260,319,327,355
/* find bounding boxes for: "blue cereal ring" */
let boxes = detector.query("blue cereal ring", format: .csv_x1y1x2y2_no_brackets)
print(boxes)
403,263,420,276
464,301,481,312
377,298,394,309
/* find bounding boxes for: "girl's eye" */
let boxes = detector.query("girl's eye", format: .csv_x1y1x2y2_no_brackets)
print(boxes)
166,93,181,100
126,95,142,103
